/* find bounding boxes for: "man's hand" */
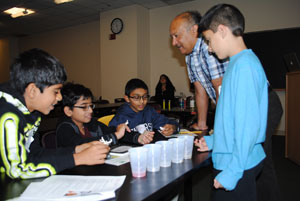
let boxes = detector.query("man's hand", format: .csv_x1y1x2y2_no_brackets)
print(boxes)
138,131,154,144
74,141,110,166
161,124,176,136
194,137,209,152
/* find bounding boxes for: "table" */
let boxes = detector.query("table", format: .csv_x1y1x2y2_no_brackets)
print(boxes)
94,101,158,110
92,102,124,117
160,107,215,129
0,148,211,201
93,101,158,117
160,107,197,128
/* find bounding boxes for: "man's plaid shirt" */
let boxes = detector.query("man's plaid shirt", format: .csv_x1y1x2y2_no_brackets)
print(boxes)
186,37,228,103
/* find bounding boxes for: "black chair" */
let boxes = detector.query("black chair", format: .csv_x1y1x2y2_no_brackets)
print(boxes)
95,99,109,104
41,130,57,149
114,98,125,103
150,102,162,112
150,96,156,101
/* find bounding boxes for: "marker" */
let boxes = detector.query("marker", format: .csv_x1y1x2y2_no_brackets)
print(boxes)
179,131,202,134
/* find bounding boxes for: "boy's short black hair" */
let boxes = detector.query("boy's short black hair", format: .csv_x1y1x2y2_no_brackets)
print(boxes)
125,78,148,96
200,4,245,36
61,82,93,108
10,48,67,94
177,11,202,37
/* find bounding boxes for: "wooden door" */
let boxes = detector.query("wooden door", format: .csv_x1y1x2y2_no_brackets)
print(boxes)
285,70,300,165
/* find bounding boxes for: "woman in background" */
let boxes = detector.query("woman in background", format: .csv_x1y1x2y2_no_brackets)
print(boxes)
155,74,176,108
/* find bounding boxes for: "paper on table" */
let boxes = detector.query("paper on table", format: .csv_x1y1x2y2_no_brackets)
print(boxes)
105,154,130,166
18,175,126,201
110,145,132,155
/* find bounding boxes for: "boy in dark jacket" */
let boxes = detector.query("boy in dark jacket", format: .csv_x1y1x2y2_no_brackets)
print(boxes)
109,78,179,145
56,82,129,147
0,49,109,179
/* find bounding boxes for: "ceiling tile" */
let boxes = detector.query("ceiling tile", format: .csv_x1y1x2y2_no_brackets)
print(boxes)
0,0,193,37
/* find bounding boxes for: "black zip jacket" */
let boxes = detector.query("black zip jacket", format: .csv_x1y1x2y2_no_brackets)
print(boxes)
0,83,75,179
56,116,118,147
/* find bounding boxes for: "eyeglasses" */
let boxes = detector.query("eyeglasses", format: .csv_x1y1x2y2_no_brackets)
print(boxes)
73,104,95,111
129,95,150,101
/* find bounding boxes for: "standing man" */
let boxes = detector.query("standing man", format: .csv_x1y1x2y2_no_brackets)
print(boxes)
169,11,228,131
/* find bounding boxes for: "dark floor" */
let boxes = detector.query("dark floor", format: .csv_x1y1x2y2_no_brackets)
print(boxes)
188,135,300,201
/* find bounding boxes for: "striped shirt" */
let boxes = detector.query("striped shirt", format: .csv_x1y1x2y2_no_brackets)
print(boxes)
186,37,228,103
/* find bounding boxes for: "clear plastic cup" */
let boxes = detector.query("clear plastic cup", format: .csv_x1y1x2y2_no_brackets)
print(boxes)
128,147,148,177
178,135,195,159
143,144,162,172
155,140,173,167
168,138,184,163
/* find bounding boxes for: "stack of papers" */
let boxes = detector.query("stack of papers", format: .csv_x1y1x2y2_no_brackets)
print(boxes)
11,175,126,201
104,145,132,166
110,145,132,156
105,154,130,166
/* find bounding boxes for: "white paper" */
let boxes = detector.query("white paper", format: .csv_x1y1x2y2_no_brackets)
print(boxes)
105,154,130,166
110,145,132,153
17,175,126,201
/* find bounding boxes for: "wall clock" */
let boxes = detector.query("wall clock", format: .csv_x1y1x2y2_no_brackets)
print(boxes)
111,18,123,34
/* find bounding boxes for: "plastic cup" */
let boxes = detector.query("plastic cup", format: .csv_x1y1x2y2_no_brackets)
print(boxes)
178,135,195,159
168,138,184,163
143,144,162,172
129,147,148,177
155,140,173,167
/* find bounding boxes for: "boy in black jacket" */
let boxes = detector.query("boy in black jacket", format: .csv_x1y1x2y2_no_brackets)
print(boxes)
0,49,109,179
56,82,129,147
109,78,179,145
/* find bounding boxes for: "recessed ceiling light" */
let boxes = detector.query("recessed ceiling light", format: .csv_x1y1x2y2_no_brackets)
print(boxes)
4,7,35,18
54,0,74,4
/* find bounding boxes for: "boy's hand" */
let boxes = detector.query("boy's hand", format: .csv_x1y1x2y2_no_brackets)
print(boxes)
214,179,225,190
161,124,176,136
74,141,110,166
75,142,91,153
138,131,154,144
194,137,209,152
115,123,131,139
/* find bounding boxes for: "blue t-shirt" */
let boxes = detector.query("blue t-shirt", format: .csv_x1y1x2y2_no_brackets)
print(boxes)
204,49,268,190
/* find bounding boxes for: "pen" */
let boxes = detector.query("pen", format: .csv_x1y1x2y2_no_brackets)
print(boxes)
179,131,202,134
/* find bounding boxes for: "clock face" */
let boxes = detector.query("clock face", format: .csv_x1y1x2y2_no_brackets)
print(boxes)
111,18,123,34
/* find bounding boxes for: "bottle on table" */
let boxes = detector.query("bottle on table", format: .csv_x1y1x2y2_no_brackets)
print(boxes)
179,92,185,109
190,95,195,111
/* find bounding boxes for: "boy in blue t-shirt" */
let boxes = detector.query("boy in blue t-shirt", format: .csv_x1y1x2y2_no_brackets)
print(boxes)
109,78,179,145
194,4,268,201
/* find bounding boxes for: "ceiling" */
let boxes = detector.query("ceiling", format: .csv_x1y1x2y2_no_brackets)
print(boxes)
0,0,194,38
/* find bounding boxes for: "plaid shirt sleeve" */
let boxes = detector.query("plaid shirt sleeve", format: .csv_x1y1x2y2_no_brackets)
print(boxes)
186,38,228,102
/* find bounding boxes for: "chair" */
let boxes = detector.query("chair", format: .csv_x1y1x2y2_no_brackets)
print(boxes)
41,130,57,149
150,96,156,101
95,99,109,104
114,98,125,103
98,114,115,126
149,102,161,113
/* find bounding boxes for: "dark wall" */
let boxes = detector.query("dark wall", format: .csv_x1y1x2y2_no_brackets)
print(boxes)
244,27,300,89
